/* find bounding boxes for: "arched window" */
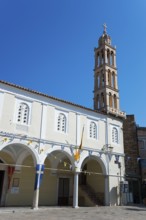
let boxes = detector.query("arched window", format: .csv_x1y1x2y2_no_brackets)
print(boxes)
112,127,118,144
110,51,114,66
89,122,97,139
111,72,115,88
113,94,117,109
17,103,29,125
97,74,100,88
109,92,112,107
107,49,110,65
57,113,66,132
101,51,104,65
96,95,100,109
108,70,111,87
101,93,105,108
101,70,104,87
97,53,100,67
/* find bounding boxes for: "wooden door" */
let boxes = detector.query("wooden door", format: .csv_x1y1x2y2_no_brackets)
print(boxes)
58,178,69,206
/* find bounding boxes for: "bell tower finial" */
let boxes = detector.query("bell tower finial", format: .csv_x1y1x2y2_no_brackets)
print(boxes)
103,23,107,34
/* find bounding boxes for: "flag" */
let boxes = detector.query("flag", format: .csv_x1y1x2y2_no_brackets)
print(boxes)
74,126,84,161
74,149,80,161
34,164,44,190
79,126,84,150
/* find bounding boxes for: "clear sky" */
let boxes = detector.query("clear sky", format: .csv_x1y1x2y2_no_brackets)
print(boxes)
0,0,146,126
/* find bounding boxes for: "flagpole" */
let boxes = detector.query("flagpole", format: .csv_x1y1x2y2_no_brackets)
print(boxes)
79,125,84,150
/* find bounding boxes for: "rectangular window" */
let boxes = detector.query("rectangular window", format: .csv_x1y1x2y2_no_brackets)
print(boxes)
139,140,145,150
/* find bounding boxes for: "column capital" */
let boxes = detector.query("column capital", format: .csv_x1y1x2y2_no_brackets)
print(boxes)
74,167,81,173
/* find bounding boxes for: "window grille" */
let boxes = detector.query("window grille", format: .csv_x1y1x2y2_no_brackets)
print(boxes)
89,122,97,139
112,127,118,143
17,103,29,125
57,113,66,132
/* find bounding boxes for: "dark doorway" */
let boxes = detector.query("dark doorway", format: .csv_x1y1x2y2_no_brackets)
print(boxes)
58,178,69,206
79,164,87,185
129,180,140,203
0,171,4,204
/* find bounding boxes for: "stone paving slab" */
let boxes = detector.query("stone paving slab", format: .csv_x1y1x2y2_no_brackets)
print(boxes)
0,205,146,220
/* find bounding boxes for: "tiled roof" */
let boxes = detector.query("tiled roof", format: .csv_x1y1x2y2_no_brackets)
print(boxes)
0,80,104,115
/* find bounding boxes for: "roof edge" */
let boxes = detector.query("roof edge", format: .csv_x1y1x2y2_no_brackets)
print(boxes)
0,80,104,115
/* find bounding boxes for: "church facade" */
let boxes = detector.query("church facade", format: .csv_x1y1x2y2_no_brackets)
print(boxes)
0,26,126,208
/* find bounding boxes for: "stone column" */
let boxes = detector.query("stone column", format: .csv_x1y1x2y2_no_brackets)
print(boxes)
73,170,80,208
105,49,107,64
105,69,108,86
114,52,116,67
116,96,120,110
32,164,44,209
99,52,102,66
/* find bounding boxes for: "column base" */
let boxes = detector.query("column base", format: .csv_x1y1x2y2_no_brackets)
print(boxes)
32,206,39,210
73,205,79,209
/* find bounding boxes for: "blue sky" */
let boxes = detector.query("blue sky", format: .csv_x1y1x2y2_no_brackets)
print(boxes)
0,0,146,126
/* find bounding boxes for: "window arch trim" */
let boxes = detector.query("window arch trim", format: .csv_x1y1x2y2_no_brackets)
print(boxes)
112,126,119,144
88,120,98,140
57,113,66,133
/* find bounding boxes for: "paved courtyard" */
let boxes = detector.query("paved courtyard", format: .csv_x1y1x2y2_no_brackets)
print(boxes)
0,205,146,220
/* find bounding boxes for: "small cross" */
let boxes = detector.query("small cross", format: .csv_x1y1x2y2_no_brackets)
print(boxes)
103,23,107,33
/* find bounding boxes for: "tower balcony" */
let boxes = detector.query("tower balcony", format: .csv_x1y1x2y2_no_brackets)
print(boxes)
107,106,126,119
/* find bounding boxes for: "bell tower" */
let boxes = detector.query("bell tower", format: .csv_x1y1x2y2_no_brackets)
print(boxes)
93,24,125,118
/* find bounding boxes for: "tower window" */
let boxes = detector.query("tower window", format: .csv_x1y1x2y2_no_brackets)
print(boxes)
113,94,117,109
110,51,114,66
108,70,111,87
17,103,29,125
101,70,104,87
101,51,104,65
111,72,115,88
107,49,110,65
97,53,100,67
57,113,66,133
112,127,118,144
101,93,105,108
97,75,100,88
96,95,100,109
89,121,97,139
109,92,112,108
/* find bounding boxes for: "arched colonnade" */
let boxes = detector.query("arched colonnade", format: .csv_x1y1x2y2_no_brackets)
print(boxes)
0,138,109,209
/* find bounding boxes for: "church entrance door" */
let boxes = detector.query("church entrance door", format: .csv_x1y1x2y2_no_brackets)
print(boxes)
58,178,69,206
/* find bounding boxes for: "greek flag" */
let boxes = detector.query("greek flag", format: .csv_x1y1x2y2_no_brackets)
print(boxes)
34,164,44,190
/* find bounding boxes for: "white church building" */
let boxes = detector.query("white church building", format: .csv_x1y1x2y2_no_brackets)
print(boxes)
0,26,126,208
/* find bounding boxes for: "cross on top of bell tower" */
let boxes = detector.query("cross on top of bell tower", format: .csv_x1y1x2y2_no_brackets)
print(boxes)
103,23,107,34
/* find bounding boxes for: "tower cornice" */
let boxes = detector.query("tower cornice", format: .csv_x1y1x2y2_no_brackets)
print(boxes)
94,64,117,72
94,43,116,52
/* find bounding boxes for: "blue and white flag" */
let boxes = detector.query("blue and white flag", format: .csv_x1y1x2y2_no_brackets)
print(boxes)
34,164,44,190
